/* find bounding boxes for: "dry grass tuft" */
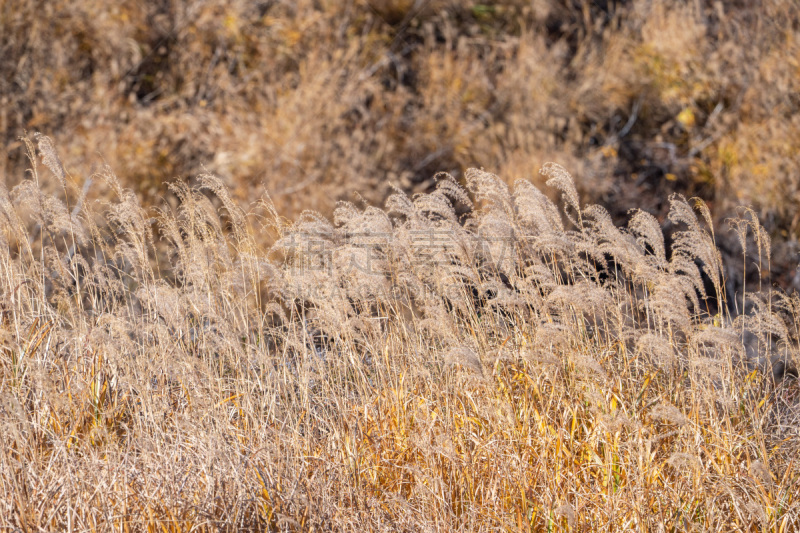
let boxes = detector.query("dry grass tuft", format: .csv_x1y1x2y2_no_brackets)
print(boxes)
1,138,799,530
4,0,800,293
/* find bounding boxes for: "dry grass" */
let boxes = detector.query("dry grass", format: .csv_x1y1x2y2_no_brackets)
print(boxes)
3,0,800,290
1,137,799,531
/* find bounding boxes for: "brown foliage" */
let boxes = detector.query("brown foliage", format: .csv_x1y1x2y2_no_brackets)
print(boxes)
3,1,800,290
1,139,799,530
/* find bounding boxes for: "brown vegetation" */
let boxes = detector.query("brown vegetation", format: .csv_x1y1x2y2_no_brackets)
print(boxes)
0,136,798,530
2,0,800,289
3,1,800,530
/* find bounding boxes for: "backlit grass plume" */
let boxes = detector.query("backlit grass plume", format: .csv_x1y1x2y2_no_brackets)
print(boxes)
1,137,799,531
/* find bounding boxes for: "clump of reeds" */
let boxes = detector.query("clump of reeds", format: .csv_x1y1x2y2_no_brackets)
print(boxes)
1,136,798,531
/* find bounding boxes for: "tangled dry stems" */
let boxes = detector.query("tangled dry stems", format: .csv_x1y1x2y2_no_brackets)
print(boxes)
1,137,799,531
4,0,800,293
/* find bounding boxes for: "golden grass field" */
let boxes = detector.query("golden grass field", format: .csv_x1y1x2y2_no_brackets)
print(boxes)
2,0,800,531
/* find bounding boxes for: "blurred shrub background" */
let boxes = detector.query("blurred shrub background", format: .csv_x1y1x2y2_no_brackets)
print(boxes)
2,0,799,289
